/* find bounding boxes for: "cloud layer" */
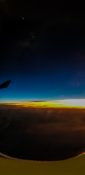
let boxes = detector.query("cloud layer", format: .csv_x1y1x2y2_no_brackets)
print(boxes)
0,104,85,161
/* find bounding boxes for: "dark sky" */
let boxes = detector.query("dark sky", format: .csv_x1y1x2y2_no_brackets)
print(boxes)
0,2,85,101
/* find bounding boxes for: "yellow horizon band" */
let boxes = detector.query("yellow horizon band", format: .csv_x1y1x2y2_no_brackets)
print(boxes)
0,99,85,108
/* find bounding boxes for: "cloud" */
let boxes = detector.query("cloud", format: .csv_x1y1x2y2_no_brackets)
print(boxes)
0,104,85,161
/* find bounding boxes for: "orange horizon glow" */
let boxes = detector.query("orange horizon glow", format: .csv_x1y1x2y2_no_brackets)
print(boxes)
1,99,85,109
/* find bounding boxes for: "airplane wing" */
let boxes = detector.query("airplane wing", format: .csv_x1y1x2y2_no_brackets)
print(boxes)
0,80,11,89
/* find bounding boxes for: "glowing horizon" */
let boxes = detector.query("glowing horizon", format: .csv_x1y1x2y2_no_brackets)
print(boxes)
1,98,85,108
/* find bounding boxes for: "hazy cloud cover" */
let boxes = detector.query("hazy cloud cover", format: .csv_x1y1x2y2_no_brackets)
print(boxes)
0,105,85,161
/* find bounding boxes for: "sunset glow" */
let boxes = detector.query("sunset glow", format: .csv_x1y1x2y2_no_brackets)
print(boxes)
1,99,85,108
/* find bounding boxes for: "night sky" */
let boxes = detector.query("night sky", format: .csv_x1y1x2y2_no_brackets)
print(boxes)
1,2,85,175
0,1,85,101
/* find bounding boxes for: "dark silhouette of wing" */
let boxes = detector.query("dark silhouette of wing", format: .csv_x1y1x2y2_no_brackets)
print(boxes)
0,80,11,89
